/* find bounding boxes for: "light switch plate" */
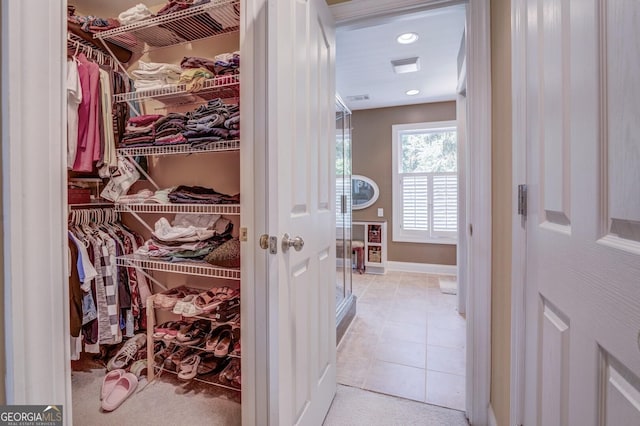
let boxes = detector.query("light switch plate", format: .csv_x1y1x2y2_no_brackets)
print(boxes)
377,208,384,217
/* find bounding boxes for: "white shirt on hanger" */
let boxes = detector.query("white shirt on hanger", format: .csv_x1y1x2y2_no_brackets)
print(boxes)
67,59,83,169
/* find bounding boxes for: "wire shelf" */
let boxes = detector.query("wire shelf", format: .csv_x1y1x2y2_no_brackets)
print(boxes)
94,0,240,54
117,254,241,280
153,366,241,391
115,203,240,215
115,75,239,104
117,139,239,156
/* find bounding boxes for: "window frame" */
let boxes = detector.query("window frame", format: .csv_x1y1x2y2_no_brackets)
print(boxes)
392,120,458,245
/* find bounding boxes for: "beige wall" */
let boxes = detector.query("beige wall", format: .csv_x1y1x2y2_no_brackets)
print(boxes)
490,0,512,424
351,102,457,265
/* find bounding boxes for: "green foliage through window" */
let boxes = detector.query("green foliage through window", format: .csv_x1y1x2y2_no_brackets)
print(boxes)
401,129,457,174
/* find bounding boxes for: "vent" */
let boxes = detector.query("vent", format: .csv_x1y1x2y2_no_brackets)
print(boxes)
346,94,370,102
391,57,420,74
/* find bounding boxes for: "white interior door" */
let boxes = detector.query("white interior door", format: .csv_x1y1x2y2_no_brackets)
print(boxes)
523,0,640,425
266,0,337,424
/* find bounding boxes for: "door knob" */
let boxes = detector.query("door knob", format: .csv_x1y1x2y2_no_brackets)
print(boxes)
282,233,304,252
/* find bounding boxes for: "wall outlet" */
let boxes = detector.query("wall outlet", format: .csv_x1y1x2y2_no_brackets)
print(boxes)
377,208,384,217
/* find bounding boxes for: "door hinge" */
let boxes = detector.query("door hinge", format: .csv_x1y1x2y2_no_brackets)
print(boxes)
518,184,528,218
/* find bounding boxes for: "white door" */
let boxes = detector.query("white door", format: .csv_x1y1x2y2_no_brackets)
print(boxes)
266,0,337,424
523,0,640,425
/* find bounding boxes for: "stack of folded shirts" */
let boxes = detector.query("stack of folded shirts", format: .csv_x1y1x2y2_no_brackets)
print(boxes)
136,215,233,261
153,113,189,145
132,61,183,92
213,52,240,76
120,114,162,147
182,98,240,145
118,3,154,25
168,185,239,205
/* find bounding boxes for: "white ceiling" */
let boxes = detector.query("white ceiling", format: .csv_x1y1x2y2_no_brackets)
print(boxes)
334,4,466,111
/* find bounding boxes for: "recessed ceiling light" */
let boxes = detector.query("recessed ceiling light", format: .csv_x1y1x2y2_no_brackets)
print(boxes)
406,89,420,96
397,32,419,44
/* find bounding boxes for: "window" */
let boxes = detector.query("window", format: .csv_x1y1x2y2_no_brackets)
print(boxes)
392,121,458,244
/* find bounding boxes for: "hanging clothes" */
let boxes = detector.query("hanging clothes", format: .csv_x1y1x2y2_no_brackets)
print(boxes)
68,210,151,354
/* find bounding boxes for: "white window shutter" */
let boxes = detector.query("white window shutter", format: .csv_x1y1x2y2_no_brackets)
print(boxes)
432,173,457,236
401,174,429,231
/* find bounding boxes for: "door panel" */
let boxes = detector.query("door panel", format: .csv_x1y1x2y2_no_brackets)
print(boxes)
269,0,337,424
524,0,640,425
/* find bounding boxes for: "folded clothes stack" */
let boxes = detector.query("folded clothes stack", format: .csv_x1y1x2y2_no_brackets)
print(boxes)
118,3,154,25
168,185,240,205
132,61,183,92
182,98,240,145
213,52,240,76
120,114,162,147
135,215,233,261
117,99,239,149
68,14,121,33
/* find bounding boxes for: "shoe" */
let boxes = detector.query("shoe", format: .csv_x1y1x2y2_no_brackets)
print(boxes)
177,353,201,380
219,358,241,386
213,329,233,357
129,360,147,379
210,299,240,323
107,334,146,371
101,369,124,400
205,324,232,352
177,319,211,344
173,295,201,316
193,286,239,313
101,372,139,412
196,353,230,376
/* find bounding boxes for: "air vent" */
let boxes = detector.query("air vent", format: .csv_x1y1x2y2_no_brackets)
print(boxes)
391,57,420,74
346,94,370,102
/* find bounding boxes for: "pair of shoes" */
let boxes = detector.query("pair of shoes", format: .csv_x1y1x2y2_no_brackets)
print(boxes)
219,358,241,387
101,369,138,412
177,353,202,380
106,334,146,371
204,325,233,356
177,319,211,345
209,298,240,323
154,286,197,310
197,353,230,376
193,286,239,313
173,295,202,317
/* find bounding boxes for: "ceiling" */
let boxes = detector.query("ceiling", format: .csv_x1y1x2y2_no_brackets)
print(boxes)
334,4,466,111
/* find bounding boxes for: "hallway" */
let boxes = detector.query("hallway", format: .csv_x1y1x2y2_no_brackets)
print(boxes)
337,271,466,410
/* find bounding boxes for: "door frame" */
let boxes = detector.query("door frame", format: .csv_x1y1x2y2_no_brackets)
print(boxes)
509,0,527,424
1,1,263,425
332,0,492,423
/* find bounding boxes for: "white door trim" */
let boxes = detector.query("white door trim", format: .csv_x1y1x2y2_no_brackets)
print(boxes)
2,0,71,421
509,0,527,424
465,0,492,424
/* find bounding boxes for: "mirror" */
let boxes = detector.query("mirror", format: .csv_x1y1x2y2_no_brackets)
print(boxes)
352,175,379,210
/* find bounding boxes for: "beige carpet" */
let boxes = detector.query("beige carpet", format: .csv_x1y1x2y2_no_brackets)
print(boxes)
323,385,468,426
71,366,241,426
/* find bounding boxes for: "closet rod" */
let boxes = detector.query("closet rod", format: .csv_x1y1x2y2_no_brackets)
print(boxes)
67,32,115,68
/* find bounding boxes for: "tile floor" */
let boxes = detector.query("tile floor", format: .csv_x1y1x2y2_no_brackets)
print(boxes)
337,271,466,411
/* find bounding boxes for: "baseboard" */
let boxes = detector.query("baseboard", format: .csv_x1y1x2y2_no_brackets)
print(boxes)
488,405,498,426
386,261,457,275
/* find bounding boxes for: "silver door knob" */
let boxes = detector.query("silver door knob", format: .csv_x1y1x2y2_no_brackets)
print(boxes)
282,233,304,252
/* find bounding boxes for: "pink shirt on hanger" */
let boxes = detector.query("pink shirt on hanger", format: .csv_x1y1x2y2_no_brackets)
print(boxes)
73,54,100,172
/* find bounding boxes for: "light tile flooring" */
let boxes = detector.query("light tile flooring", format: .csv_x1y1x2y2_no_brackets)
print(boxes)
337,271,466,411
